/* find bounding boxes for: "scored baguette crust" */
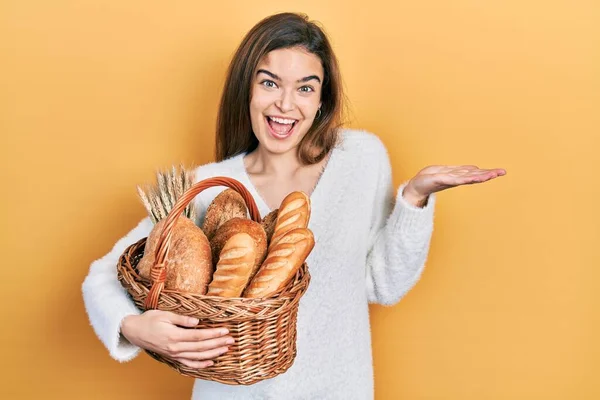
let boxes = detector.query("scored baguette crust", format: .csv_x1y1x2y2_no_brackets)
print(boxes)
210,217,267,276
243,227,314,298
207,232,257,297
268,191,310,251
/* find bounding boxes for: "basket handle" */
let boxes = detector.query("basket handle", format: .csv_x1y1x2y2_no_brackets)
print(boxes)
144,176,262,309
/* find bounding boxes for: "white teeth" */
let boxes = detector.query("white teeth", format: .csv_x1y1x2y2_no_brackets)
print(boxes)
269,116,296,125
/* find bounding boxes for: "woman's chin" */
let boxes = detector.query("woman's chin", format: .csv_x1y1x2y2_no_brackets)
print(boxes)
258,136,298,154
264,142,296,155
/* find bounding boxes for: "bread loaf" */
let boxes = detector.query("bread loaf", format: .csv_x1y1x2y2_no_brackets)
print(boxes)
202,188,248,240
261,209,279,245
210,217,267,277
138,217,213,294
206,233,257,297
244,227,314,298
268,191,310,251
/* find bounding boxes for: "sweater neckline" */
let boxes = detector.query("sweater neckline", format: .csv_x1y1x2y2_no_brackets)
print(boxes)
235,139,342,216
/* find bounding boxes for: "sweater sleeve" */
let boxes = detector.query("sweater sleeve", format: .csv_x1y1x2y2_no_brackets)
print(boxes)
81,217,153,362
365,145,436,305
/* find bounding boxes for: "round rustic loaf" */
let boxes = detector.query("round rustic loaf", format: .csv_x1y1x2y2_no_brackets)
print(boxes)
202,188,248,240
261,209,279,245
138,216,213,294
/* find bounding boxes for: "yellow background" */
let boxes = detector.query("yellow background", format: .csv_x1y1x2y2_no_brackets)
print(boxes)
1,0,598,399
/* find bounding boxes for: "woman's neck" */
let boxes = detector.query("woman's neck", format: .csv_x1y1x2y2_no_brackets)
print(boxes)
244,146,302,178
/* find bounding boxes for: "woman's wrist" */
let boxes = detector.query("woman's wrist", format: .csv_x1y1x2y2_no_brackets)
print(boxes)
120,314,139,344
402,183,429,208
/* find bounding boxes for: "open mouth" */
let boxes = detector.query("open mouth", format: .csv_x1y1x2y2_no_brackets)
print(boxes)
266,116,298,139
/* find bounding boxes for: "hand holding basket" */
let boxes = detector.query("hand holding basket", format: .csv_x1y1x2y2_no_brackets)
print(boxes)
117,177,311,385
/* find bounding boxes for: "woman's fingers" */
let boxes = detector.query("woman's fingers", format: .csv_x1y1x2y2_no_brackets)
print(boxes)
161,311,199,328
174,359,215,369
447,168,498,179
437,169,502,186
174,346,230,361
461,170,503,183
173,327,230,342
172,346,231,369
168,336,234,355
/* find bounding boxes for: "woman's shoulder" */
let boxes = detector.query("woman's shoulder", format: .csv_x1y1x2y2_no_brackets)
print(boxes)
337,128,389,160
189,153,246,210
191,153,245,183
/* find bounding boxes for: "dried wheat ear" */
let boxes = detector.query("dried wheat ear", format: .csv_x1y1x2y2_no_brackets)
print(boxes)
137,164,197,224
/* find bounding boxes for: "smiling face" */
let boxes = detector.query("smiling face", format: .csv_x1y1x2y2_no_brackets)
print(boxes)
249,47,324,155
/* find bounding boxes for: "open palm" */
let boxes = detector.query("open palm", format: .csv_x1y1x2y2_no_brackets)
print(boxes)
408,165,507,197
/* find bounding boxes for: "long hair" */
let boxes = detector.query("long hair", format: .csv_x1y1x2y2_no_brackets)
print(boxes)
215,12,345,164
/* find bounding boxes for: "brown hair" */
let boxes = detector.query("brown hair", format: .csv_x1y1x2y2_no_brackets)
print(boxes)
215,12,345,164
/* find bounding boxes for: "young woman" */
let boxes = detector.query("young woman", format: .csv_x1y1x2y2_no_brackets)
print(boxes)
82,12,506,399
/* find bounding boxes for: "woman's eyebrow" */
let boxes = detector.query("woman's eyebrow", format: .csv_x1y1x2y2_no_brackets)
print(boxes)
298,75,321,84
257,69,280,80
257,69,322,84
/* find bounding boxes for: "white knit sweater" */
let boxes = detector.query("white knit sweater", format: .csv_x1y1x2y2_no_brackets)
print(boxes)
82,129,436,399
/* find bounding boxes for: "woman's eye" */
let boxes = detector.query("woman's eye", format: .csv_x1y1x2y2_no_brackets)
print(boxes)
261,80,277,88
299,86,314,93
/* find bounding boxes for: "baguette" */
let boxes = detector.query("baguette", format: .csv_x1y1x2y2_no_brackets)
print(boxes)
243,227,314,298
206,233,257,297
268,191,310,251
210,217,267,276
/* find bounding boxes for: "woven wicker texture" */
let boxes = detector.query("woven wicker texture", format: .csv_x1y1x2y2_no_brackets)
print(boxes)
116,177,311,385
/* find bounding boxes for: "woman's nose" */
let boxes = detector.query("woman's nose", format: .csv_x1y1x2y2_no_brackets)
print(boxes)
275,90,295,113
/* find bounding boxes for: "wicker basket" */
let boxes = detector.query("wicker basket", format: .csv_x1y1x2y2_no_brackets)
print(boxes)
117,177,311,385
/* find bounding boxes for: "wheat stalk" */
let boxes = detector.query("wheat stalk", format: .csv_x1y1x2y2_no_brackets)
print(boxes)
136,165,197,224
174,165,184,205
157,170,171,212
137,185,158,223
184,166,197,222
166,167,177,212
